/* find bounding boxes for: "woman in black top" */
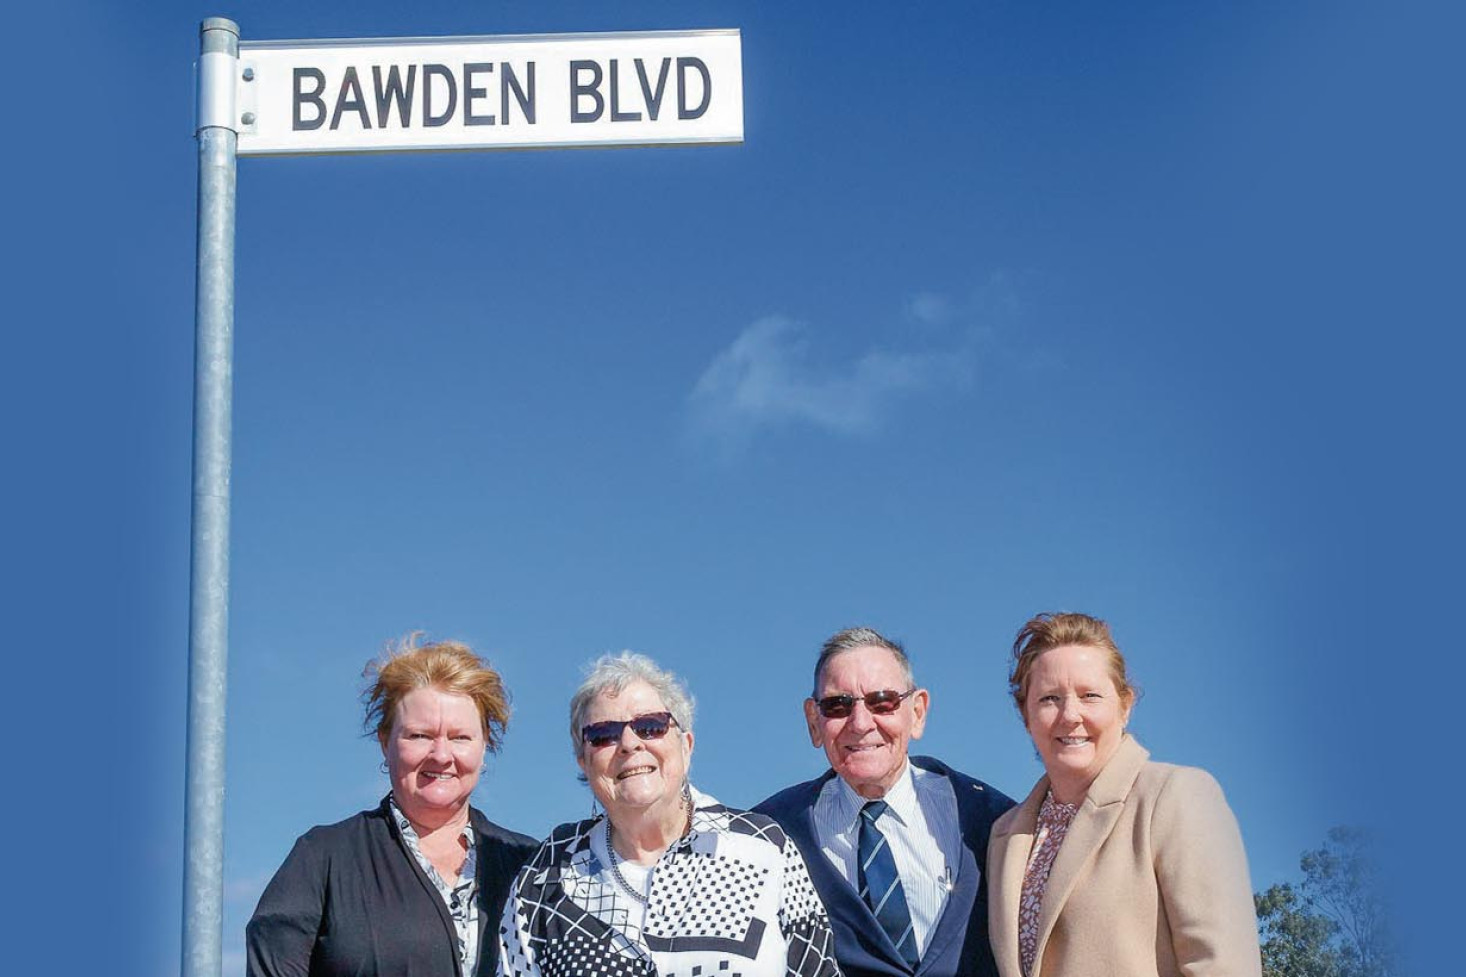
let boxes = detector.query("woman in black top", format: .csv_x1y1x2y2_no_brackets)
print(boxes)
247,637,538,977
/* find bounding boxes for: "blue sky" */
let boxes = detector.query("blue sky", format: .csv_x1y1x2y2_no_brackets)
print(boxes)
7,2,1454,976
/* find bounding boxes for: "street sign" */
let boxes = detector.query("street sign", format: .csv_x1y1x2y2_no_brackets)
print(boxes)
235,29,743,156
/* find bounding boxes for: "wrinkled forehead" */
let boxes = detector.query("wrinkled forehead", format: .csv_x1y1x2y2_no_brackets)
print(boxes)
585,680,668,721
815,645,913,693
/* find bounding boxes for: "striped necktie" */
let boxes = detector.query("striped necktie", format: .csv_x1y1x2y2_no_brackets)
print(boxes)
858,800,919,968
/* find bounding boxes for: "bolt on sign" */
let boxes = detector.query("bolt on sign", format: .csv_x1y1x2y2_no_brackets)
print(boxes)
234,29,743,156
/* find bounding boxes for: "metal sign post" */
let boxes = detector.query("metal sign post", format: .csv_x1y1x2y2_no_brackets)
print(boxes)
184,17,239,977
183,16,741,977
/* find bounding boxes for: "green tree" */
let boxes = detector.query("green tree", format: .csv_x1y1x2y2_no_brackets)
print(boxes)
1256,827,1397,977
1256,881,1340,977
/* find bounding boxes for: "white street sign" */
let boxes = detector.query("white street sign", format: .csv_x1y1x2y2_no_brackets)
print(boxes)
235,29,743,156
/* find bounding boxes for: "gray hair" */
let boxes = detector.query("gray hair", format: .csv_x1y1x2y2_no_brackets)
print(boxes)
569,651,696,757
812,626,915,696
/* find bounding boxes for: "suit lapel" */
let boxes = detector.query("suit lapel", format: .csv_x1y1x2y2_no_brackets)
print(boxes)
914,760,978,972
1030,736,1148,967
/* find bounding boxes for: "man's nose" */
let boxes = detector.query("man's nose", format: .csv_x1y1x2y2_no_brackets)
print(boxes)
847,700,878,730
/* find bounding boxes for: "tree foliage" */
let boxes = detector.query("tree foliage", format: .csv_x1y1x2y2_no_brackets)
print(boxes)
1256,827,1397,977
1256,882,1341,977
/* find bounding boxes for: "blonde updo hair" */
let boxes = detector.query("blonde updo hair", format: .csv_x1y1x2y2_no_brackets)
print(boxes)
1008,612,1137,722
363,634,511,751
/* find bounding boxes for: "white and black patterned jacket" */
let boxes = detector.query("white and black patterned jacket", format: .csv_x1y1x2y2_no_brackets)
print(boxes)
500,788,841,977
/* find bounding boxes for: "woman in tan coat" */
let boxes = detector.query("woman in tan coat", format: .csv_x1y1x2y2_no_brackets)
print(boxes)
986,612,1261,977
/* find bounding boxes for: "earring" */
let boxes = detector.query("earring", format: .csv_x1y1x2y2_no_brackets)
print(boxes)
589,796,601,818
379,760,389,774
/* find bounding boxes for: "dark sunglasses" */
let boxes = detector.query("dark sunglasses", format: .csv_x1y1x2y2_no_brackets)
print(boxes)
581,711,679,748
812,689,917,719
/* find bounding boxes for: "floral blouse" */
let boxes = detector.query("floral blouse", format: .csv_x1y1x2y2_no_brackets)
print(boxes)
391,798,480,976
1017,791,1079,977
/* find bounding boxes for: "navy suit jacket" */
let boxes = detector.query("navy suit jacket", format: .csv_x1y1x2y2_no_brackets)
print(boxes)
755,757,1014,977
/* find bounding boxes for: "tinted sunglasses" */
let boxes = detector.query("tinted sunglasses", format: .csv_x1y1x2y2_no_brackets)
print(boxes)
581,711,679,748
812,689,917,719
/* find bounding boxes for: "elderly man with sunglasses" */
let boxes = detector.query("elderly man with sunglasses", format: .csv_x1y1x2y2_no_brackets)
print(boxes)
755,628,1015,977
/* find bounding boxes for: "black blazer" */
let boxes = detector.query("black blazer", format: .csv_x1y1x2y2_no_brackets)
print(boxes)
755,756,1015,977
247,797,538,977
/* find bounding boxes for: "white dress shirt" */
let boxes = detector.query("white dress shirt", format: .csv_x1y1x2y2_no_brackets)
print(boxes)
811,761,962,956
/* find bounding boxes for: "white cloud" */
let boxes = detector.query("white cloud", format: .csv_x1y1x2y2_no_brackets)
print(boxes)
687,314,974,446
684,274,1028,452
906,291,955,325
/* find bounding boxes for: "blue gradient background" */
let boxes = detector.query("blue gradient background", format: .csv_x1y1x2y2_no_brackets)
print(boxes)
5,2,1453,975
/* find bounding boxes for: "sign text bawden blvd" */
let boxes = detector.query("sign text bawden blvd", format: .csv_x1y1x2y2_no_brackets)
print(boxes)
236,29,742,156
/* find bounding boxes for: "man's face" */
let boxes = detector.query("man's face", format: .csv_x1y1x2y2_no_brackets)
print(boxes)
804,645,928,799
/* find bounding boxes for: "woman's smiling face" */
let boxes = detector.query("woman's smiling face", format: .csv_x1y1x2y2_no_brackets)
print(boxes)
1023,644,1133,804
577,680,693,819
382,687,485,825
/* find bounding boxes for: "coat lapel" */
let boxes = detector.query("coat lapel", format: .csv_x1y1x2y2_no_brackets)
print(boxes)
1030,736,1149,968
988,778,1045,977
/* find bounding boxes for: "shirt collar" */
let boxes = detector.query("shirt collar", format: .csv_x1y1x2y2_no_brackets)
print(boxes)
388,795,476,849
833,758,918,830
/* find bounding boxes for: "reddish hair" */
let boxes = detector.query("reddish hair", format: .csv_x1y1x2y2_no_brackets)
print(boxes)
1008,612,1137,721
363,634,511,750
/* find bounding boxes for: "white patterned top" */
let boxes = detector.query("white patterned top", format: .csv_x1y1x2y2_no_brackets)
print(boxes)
500,787,840,977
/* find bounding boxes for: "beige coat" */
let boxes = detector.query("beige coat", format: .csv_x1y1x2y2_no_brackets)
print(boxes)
986,736,1261,977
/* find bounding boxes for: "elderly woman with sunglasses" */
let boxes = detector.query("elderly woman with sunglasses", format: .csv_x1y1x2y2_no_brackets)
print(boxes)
500,652,841,977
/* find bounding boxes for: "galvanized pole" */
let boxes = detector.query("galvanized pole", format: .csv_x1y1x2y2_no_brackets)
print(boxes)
184,17,239,977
